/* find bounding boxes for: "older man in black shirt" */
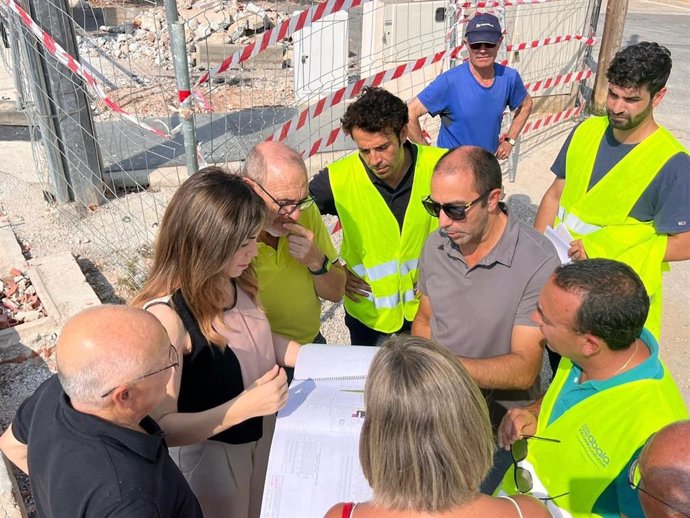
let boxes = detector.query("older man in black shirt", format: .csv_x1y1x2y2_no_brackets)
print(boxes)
0,305,203,518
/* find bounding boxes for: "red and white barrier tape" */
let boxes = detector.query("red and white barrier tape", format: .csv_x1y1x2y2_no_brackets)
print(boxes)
525,69,592,93
523,102,585,134
195,0,371,88
1,0,173,139
507,34,595,52
267,44,465,144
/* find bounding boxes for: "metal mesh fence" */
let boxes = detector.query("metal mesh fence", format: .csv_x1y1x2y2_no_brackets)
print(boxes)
0,0,600,288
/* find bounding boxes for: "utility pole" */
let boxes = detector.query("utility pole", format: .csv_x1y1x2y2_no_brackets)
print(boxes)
165,0,199,176
591,0,629,114
25,0,104,207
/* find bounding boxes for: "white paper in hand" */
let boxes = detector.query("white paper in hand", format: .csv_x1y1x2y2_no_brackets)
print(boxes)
544,223,574,264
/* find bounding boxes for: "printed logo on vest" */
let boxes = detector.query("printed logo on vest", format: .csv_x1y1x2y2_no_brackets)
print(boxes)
579,424,610,467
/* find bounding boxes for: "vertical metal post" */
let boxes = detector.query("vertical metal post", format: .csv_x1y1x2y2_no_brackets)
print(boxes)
165,0,199,176
8,15,26,110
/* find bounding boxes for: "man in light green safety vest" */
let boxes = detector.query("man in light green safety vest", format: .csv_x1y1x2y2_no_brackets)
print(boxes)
310,87,446,346
535,42,690,354
496,259,688,518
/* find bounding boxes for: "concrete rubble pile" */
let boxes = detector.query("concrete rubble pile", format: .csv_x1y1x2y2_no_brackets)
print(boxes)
0,268,45,330
77,1,293,72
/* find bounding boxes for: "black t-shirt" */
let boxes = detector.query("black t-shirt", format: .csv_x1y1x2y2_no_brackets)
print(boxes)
309,142,419,230
551,123,690,234
12,375,203,518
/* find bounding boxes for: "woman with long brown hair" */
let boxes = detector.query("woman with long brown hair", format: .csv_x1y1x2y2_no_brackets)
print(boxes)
132,167,299,518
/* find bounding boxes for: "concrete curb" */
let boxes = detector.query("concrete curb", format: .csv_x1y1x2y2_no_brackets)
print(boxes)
1,225,101,518
0,102,27,128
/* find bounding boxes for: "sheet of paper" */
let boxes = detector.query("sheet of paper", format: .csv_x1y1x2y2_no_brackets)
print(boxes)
545,223,574,264
261,346,376,518
293,344,379,381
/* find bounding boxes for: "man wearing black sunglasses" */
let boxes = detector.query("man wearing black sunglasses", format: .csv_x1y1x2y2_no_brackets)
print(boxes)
0,305,203,518
634,420,690,518
412,146,558,432
407,13,532,160
496,260,687,518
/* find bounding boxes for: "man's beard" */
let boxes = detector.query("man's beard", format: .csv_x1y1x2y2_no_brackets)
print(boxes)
607,101,653,131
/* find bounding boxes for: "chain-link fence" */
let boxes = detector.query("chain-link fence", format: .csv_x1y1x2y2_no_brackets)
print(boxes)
0,0,601,288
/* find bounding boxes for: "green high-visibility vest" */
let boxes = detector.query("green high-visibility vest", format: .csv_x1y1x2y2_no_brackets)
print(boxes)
498,332,688,518
556,116,687,339
329,144,446,333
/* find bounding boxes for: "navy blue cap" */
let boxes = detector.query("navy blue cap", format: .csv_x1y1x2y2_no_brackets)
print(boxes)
465,13,502,45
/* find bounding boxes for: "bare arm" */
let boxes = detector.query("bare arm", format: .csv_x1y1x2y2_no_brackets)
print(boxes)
0,425,29,474
534,178,565,232
458,325,544,390
146,304,288,447
283,222,345,302
664,232,690,262
271,332,301,367
312,262,346,302
411,294,432,339
406,97,430,145
496,94,534,160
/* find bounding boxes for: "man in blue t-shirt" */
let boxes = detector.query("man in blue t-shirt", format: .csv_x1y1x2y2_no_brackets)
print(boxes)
407,13,532,159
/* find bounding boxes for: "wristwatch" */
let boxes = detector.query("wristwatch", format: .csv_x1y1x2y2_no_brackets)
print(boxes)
504,136,517,146
308,255,331,276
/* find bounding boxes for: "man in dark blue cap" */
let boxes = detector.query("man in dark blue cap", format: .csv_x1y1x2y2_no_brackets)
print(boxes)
407,13,532,160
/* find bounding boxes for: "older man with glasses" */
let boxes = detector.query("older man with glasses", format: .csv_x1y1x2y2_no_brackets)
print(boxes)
242,141,345,362
407,12,532,159
631,420,690,518
412,145,559,491
496,259,688,518
0,305,203,518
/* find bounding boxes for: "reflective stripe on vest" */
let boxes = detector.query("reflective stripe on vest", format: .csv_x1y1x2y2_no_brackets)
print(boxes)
329,144,446,333
350,258,420,282
498,331,688,517
556,116,688,339
556,207,602,235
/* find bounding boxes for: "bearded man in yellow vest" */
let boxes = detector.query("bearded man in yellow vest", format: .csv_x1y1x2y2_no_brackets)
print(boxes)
310,87,446,345
535,42,690,353
496,259,688,518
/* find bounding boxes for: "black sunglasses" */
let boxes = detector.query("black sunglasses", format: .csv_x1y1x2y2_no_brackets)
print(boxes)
422,190,492,221
101,344,179,398
511,435,569,501
469,42,498,50
253,181,315,216
629,457,690,517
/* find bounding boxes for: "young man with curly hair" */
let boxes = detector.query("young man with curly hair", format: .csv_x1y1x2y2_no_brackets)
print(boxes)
534,42,690,351
309,87,446,345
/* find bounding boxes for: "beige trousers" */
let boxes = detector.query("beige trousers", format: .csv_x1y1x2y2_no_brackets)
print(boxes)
169,414,276,518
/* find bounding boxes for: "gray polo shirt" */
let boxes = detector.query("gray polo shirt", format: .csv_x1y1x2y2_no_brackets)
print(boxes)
418,212,560,360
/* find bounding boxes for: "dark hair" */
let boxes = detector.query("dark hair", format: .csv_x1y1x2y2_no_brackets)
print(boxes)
341,87,409,137
607,42,672,96
552,259,649,350
434,146,502,198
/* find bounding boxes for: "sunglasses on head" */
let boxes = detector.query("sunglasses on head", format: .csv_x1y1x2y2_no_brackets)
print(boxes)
422,190,493,221
469,42,498,50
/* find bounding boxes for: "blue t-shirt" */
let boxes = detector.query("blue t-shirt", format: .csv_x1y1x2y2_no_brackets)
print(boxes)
418,62,527,152
548,329,664,518
551,123,690,234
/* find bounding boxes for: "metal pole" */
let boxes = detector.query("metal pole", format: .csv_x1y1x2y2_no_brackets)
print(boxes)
591,0,629,114
8,14,27,110
26,0,104,207
165,0,199,176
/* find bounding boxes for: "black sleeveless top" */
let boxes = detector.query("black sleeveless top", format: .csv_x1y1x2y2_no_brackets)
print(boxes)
172,290,263,444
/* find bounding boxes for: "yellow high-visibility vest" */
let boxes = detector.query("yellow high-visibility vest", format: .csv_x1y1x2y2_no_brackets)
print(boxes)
329,144,446,332
498,331,688,518
556,116,687,338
